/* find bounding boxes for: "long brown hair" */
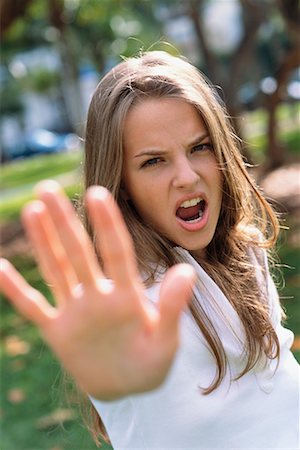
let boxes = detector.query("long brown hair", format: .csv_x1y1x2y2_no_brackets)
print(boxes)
82,51,281,444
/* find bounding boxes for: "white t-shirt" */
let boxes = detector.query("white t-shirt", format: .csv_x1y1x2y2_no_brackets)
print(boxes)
91,249,300,449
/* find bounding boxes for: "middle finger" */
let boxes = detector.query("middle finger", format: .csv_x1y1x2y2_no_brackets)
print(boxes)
86,186,140,289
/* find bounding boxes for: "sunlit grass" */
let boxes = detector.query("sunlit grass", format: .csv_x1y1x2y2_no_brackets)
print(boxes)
0,150,83,190
0,183,82,222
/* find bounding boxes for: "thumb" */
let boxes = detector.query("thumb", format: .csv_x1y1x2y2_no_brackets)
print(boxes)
158,263,196,338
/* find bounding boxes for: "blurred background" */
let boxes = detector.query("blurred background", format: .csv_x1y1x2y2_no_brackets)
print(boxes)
0,1,299,449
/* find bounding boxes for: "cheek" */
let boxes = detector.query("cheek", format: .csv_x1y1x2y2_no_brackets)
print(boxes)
133,184,160,212
122,168,140,202
207,162,223,213
211,159,222,190
204,158,222,190
128,180,168,226
126,169,165,201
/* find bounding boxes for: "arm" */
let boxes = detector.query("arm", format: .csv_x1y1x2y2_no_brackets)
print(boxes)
0,180,195,400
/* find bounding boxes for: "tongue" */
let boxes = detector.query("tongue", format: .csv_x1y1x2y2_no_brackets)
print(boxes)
177,204,200,221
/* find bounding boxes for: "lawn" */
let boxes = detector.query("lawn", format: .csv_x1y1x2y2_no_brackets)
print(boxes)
0,150,83,222
0,150,82,190
1,106,299,449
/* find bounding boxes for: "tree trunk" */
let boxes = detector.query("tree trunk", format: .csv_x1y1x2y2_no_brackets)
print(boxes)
188,0,218,82
265,45,300,170
48,0,84,136
188,0,268,164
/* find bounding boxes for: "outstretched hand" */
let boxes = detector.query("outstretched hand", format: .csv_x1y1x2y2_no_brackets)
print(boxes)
0,181,195,400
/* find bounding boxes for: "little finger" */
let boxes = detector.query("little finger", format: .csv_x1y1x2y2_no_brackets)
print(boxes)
0,258,55,326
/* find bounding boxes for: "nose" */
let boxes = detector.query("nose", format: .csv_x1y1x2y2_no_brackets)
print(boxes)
172,156,200,190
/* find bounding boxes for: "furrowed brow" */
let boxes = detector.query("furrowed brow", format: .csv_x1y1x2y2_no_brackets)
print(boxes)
133,133,210,158
134,150,167,159
188,133,210,148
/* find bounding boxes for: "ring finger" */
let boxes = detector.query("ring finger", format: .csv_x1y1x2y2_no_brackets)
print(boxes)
22,200,77,305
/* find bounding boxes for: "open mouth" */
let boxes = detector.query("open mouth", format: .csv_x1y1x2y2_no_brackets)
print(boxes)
176,197,206,223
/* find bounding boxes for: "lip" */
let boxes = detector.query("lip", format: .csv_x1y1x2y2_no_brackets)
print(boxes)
174,192,207,212
175,192,209,232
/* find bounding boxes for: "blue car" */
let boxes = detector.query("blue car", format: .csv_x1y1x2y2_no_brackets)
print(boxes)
4,129,79,161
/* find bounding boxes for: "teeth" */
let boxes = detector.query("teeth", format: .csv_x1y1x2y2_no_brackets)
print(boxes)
186,210,204,223
180,197,202,208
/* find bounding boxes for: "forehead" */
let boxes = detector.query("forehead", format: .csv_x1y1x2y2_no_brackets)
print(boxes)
123,98,208,150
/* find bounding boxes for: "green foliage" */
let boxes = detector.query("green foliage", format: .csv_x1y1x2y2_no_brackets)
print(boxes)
2,0,50,55
244,104,300,164
283,128,300,156
22,68,61,93
2,0,163,71
0,82,24,116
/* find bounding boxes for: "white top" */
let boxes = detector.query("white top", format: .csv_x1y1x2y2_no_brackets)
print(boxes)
91,248,300,449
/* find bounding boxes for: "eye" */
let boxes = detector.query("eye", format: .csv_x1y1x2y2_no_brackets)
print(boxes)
141,157,162,168
191,142,212,153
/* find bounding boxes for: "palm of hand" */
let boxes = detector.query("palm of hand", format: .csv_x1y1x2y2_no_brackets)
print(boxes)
0,181,195,400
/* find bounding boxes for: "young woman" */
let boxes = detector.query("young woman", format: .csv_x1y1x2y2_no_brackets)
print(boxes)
0,51,299,449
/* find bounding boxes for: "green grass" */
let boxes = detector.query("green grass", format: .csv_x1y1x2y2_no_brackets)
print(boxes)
0,256,112,450
0,150,83,190
1,340,111,450
277,214,300,362
0,183,83,222
0,150,84,222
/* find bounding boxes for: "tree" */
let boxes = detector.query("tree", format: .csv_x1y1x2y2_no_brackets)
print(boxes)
161,0,299,169
1,0,163,135
264,0,300,169
188,0,272,163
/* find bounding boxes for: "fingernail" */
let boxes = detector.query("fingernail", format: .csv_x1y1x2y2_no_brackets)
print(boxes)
34,180,62,196
87,185,109,201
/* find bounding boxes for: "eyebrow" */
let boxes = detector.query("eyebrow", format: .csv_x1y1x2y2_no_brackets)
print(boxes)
133,133,210,159
188,133,210,148
134,149,167,159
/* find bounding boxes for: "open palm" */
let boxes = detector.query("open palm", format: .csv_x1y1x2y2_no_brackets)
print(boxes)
0,181,195,400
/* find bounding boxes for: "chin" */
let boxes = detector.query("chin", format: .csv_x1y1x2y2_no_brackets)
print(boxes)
178,240,207,258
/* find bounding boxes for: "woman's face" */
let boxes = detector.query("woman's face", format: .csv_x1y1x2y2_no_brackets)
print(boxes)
122,98,222,259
